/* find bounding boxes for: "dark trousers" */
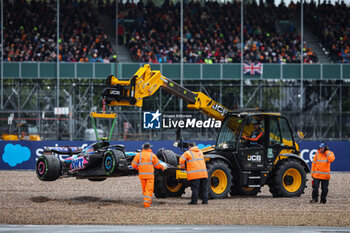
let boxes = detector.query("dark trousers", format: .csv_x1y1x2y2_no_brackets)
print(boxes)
190,178,209,203
312,178,329,203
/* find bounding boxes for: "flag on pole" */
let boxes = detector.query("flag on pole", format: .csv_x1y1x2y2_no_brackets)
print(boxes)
243,63,263,76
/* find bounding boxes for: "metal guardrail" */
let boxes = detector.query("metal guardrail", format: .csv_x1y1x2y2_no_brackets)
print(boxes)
1,62,350,80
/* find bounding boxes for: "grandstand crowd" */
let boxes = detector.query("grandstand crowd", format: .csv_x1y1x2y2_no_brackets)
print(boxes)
305,1,350,63
3,0,115,62
1,0,349,64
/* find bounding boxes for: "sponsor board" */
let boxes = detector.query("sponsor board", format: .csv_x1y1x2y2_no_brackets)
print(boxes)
0,141,349,171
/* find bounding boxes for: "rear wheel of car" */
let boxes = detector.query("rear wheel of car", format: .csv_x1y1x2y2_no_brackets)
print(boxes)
156,149,178,166
36,155,61,181
102,151,117,175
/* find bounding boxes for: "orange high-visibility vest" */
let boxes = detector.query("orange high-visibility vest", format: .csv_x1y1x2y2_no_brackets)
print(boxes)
311,149,335,180
132,149,164,179
179,146,208,181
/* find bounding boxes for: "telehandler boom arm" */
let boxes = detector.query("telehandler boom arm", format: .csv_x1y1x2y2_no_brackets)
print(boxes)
101,64,230,121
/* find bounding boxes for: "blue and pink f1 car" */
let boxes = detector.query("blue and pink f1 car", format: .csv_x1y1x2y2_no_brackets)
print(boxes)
35,111,186,198
36,139,139,181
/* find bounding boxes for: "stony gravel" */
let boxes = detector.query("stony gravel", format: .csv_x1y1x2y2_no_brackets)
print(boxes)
0,171,349,226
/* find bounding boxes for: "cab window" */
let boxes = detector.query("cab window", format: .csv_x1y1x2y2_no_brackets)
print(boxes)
269,118,282,146
216,116,242,150
279,117,294,146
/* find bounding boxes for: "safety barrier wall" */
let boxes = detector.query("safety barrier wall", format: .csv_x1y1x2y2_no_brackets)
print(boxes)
0,140,348,171
1,63,350,80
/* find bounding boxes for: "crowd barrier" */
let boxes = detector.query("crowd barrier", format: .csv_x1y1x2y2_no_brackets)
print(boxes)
0,140,348,171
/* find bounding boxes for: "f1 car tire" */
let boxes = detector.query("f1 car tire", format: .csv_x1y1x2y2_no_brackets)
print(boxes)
36,155,61,181
102,151,117,175
156,149,178,166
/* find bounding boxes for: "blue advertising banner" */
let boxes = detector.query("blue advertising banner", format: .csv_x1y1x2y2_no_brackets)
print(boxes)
0,140,348,171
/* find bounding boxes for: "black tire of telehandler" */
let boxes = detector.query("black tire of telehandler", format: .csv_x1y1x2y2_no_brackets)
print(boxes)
154,149,185,198
154,173,167,198
238,186,261,196
207,160,232,199
36,155,61,181
230,178,260,196
154,172,186,198
269,158,307,197
268,179,280,197
229,178,240,196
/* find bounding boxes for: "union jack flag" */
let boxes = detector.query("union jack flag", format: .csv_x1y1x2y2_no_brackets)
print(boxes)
243,63,263,76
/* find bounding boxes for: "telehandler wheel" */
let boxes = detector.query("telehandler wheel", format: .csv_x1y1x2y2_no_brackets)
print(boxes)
36,155,61,181
154,149,185,198
154,173,186,198
154,174,167,198
207,160,232,199
270,158,307,197
268,181,279,197
238,186,260,196
229,179,239,196
230,179,260,196
166,176,186,197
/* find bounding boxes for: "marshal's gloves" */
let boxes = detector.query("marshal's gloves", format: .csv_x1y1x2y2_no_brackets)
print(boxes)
160,161,167,171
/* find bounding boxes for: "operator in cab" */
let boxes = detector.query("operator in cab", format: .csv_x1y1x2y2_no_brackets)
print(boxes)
243,119,264,146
